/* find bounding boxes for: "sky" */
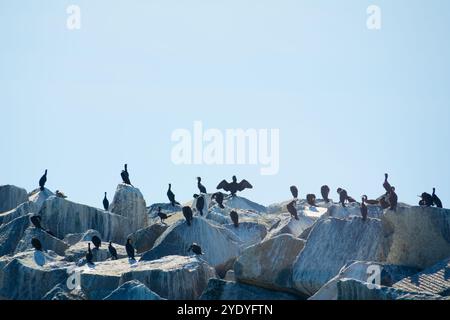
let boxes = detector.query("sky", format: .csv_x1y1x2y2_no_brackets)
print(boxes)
1,0,450,209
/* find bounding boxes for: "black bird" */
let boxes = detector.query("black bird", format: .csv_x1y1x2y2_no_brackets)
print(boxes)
212,192,225,209
306,194,317,207
419,192,434,207
290,186,298,199
432,188,443,208
361,196,368,221
187,243,203,255
30,215,42,229
103,192,109,211
121,164,132,185
362,195,379,205
31,238,42,251
321,185,330,203
108,242,118,260
182,206,193,226
91,236,101,249
55,190,67,199
379,196,390,209
86,243,94,264
197,177,207,194
337,188,348,207
230,210,239,228
157,206,170,223
388,187,398,211
39,169,47,191
125,238,135,260
217,176,252,196
287,200,299,220
383,173,392,194
167,184,180,207
194,194,205,216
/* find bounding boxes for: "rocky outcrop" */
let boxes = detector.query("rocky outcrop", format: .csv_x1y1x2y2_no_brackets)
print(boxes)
292,217,389,297
42,283,86,300
103,280,164,300
14,227,69,256
28,188,54,211
266,213,316,239
328,203,384,219
0,185,28,214
79,255,216,300
223,196,267,213
127,223,168,254
234,234,305,293
140,218,241,276
0,201,37,225
0,215,31,256
382,205,450,269
110,184,148,230
224,222,267,249
64,241,127,262
63,229,102,246
199,279,301,300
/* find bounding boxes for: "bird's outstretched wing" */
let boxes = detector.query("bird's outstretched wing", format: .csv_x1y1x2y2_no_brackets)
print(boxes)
217,180,231,192
237,179,253,191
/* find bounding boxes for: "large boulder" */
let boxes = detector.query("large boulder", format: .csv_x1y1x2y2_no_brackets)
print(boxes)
103,280,164,300
266,213,316,240
0,185,28,213
79,255,216,300
28,188,54,211
328,203,384,219
64,241,128,263
234,234,305,294
0,215,31,256
110,184,148,230
140,218,241,276
63,229,102,246
224,222,267,249
42,283,86,300
0,201,37,225
223,196,267,213
382,205,450,269
14,226,70,256
199,279,301,300
292,217,389,297
127,223,168,254
38,196,133,243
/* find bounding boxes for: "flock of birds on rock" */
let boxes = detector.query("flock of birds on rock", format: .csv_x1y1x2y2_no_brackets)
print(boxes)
30,165,444,265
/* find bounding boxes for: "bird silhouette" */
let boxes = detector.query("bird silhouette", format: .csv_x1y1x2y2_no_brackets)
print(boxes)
86,243,94,264
187,243,203,255
108,241,118,260
55,190,67,199
432,188,443,208
361,196,368,221
212,192,225,209
31,238,42,251
290,186,298,199
39,170,47,191
197,177,207,194
287,200,299,220
167,184,180,207
156,206,170,223
306,194,316,207
125,238,135,260
194,194,205,216
230,210,239,228
103,192,109,211
91,236,101,249
121,164,132,185
321,185,330,203
182,206,193,226
217,176,252,196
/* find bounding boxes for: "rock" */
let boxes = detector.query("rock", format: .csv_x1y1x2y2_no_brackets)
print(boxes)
0,250,74,300
328,203,384,219
14,227,70,256
79,255,216,300
224,222,267,249
0,201,37,225
28,188,54,211
0,185,28,213
394,258,450,296
0,215,31,256
103,280,165,300
127,223,168,254
39,196,133,243
64,241,127,262
63,229,102,246
224,270,235,281
292,217,389,297
337,278,447,300
382,205,450,269
199,279,301,300
140,218,241,276
266,213,316,240
223,196,267,213
110,183,148,230
147,203,182,225
42,283,86,300
234,234,305,294
310,261,420,300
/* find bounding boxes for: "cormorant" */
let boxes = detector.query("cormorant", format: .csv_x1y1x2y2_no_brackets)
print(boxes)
337,188,348,207
194,194,205,216
287,200,299,220
230,210,239,228
216,176,252,196
432,188,443,208
361,196,368,221
362,195,379,205
321,185,330,203
197,177,207,194
167,184,180,207
103,192,109,211
91,235,101,249
157,206,170,223
108,242,118,260
30,215,42,229
31,238,42,251
187,243,203,255
212,192,225,209
388,186,398,211
55,190,67,199
182,206,193,226
39,169,47,191
379,197,390,209
125,238,135,260
290,186,298,199
86,243,94,264
306,194,316,207
419,192,433,207
383,173,392,194
121,164,132,185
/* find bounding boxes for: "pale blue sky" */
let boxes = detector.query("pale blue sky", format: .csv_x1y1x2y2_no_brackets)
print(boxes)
1,0,449,209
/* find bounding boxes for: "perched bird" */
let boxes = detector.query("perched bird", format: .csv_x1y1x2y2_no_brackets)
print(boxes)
157,206,170,223
30,215,42,229
121,164,132,185
379,197,390,209
290,186,299,199
362,195,379,205
306,194,316,207
125,238,135,260
108,242,118,260
39,169,47,191
187,243,203,255
55,190,67,199
216,176,253,196
337,188,348,207
182,206,193,226
31,238,42,251
212,192,225,209
432,188,443,208
197,177,207,194
383,173,392,194
361,196,368,221
91,235,101,249
230,210,239,228
321,185,330,203
167,184,180,207
86,243,94,264
388,187,398,211
287,200,299,220
419,192,434,207
103,192,109,211
194,194,205,216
